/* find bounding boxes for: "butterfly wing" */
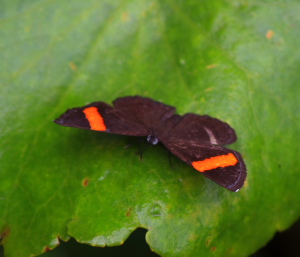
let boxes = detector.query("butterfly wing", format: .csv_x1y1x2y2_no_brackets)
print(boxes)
54,96,176,137
163,140,246,191
159,114,246,191
160,113,237,145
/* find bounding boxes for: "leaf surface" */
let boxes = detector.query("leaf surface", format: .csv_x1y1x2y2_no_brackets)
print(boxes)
1,1,300,256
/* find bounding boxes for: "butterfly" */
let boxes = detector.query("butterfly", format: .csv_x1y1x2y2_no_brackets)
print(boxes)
54,96,246,192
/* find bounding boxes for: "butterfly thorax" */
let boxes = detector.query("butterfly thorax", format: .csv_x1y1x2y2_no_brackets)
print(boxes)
147,134,159,145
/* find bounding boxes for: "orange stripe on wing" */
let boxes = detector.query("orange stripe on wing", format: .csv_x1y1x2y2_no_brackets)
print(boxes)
192,153,238,172
83,107,107,131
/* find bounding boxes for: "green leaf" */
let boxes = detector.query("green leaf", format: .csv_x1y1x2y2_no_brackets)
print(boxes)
1,0,299,256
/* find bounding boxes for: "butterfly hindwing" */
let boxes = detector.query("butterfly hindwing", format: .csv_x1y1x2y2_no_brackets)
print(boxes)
161,140,246,192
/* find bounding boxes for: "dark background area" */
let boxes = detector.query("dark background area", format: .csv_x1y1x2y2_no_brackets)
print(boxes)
1,219,300,257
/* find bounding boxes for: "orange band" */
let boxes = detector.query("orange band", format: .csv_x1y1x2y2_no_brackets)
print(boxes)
83,107,107,131
192,153,238,172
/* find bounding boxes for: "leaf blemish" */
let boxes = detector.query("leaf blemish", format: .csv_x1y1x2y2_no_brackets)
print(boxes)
82,178,90,187
98,170,110,181
43,246,51,252
122,12,129,22
206,64,218,69
126,207,132,217
0,226,10,242
211,246,217,251
69,62,77,71
206,239,211,246
150,203,163,217
266,30,274,39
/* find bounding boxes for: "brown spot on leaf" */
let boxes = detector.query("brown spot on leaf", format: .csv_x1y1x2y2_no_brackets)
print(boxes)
211,246,217,251
206,239,211,246
206,64,218,69
69,62,77,71
82,178,90,187
122,12,129,22
126,207,132,217
0,226,10,243
205,87,213,92
43,246,51,252
266,30,274,39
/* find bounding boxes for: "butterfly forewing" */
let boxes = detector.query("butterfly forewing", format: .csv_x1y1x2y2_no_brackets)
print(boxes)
54,96,176,137
113,96,176,128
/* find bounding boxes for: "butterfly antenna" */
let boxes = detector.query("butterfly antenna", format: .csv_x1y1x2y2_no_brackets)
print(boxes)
139,142,150,160
168,149,173,169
